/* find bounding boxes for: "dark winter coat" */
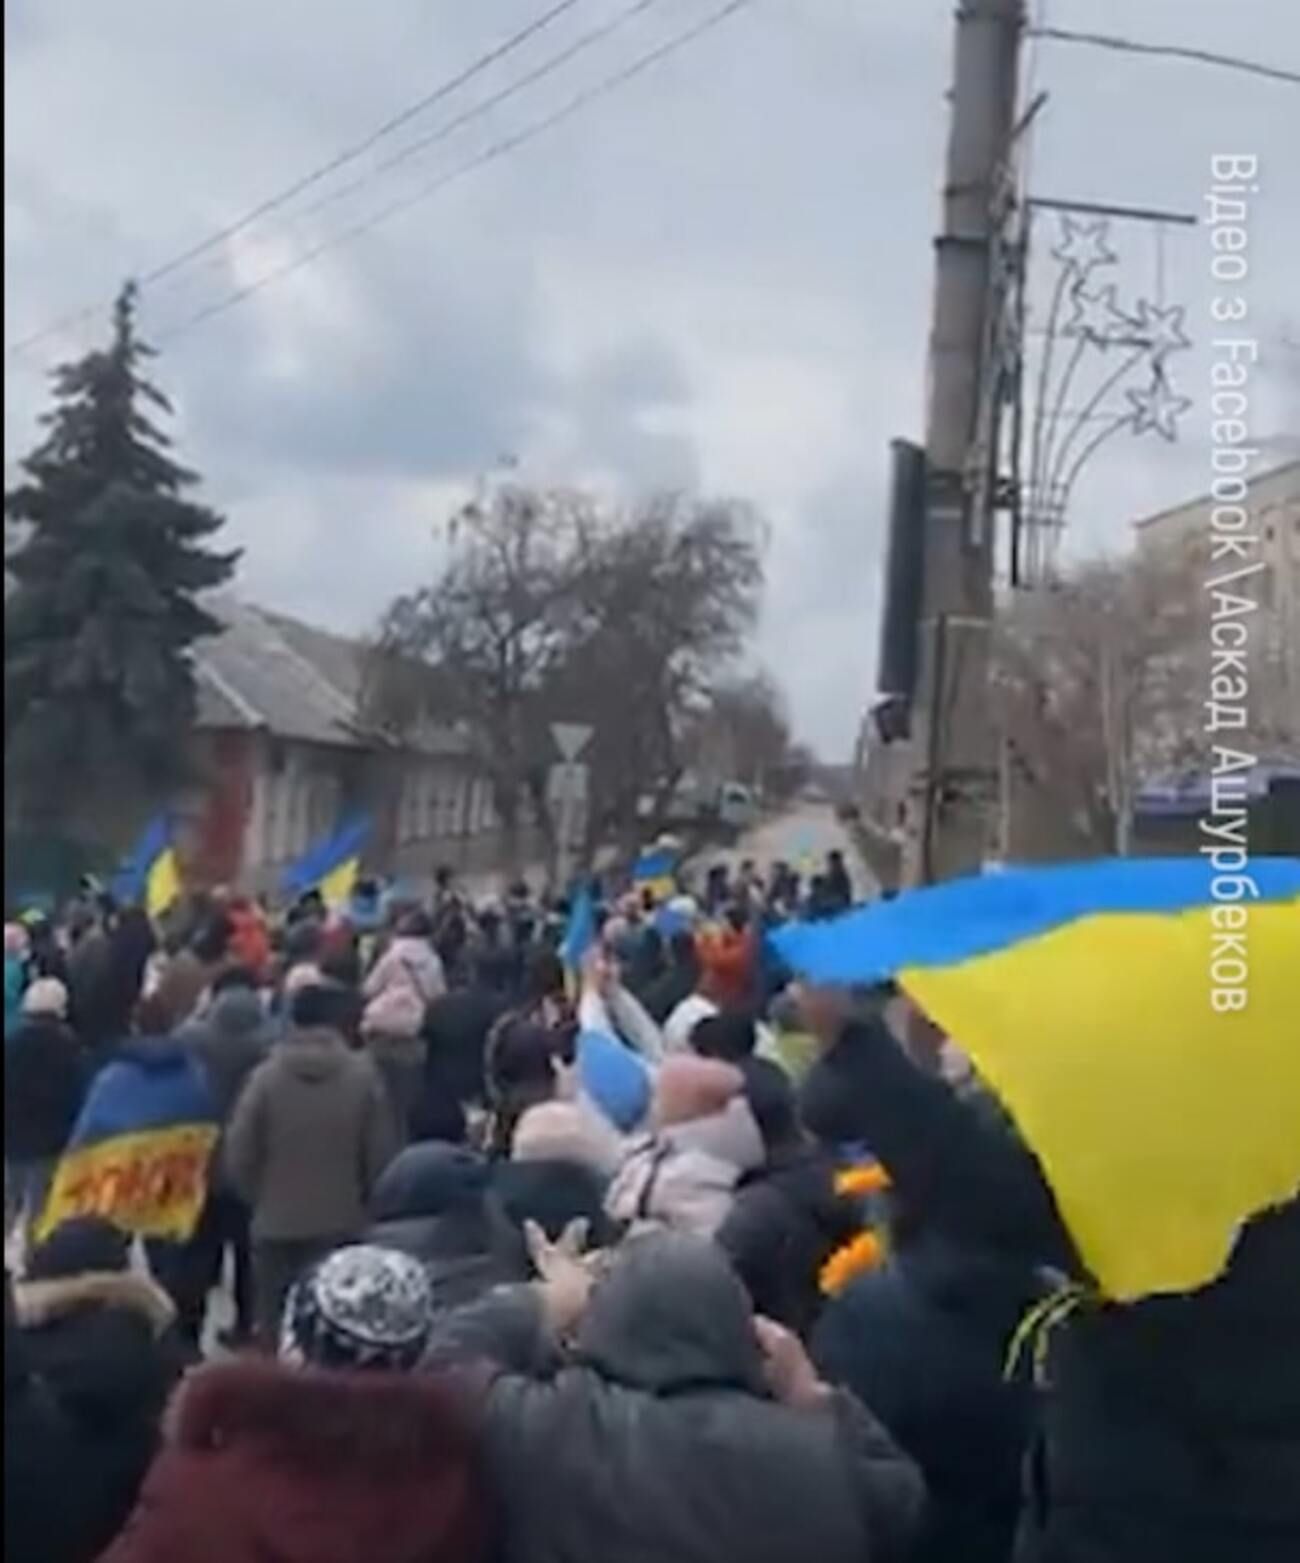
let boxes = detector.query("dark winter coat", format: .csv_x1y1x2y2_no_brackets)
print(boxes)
226,1026,399,1242
423,984,506,1107
802,1017,1300,1563
429,1232,924,1563
179,989,276,1196
13,1269,184,1562
716,1144,860,1337
98,1357,492,1563
179,989,276,1123
812,1232,1044,1563
5,1274,93,1563
4,1015,87,1161
366,1143,523,1310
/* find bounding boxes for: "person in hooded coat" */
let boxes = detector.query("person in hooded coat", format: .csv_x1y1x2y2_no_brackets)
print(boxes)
366,1142,522,1309
227,984,400,1345
99,1244,492,1563
429,1229,924,1563
13,1218,186,1561
800,997,1300,1563
811,1197,1045,1563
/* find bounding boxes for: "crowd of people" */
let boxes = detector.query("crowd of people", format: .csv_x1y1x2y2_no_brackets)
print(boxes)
4,849,1297,1562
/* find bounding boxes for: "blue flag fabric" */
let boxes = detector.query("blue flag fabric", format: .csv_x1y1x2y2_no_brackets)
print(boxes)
561,886,597,977
280,814,373,903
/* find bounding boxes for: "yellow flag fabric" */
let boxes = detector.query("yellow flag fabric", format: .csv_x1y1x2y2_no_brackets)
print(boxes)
146,848,182,918
772,856,1300,1303
903,897,1300,1301
319,856,361,911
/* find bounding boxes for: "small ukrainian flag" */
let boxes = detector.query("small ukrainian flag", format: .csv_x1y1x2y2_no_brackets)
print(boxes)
633,847,677,904
112,816,182,918
281,814,372,910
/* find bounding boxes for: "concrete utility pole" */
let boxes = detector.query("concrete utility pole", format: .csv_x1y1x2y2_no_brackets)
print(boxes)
904,0,1025,884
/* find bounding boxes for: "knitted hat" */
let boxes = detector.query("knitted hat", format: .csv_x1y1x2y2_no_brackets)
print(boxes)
652,1056,744,1129
4,923,30,958
280,1245,434,1372
22,977,69,1019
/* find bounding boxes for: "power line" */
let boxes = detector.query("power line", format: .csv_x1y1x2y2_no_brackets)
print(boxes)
154,0,757,346
6,0,586,360
1028,25,1300,86
251,0,670,257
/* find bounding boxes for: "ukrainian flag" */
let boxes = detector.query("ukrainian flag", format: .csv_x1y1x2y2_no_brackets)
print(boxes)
561,885,597,991
112,815,182,918
37,1048,218,1243
773,856,1300,1302
281,814,372,910
633,847,677,903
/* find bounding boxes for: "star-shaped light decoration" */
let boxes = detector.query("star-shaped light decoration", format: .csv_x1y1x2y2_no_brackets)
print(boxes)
1063,283,1136,348
1127,368,1192,442
1130,300,1192,364
1050,216,1117,281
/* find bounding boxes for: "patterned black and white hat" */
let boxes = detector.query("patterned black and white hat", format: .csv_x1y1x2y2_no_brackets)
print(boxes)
280,1245,434,1372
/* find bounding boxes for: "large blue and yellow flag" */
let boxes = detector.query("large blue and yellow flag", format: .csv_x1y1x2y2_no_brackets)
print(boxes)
772,856,1300,1303
112,815,182,918
280,814,372,909
37,1045,218,1243
632,847,678,904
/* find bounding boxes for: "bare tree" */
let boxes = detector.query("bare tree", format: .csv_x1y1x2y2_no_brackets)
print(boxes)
366,483,765,871
994,551,1201,857
684,672,807,803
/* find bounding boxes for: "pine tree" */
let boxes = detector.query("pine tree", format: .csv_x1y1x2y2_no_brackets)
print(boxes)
5,282,240,827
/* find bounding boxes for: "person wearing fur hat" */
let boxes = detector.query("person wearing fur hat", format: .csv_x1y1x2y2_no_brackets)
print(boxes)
4,977,87,1240
13,1217,185,1560
99,1245,491,1563
605,1056,765,1238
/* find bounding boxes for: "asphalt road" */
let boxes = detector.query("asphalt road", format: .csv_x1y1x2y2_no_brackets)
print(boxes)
701,799,876,900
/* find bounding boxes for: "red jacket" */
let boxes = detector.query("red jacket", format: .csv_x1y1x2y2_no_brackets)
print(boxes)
98,1358,491,1563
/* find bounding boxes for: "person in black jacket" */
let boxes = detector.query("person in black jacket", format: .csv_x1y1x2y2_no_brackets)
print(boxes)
639,927,700,1026
428,1228,924,1563
366,1142,523,1309
799,992,1300,1563
4,978,87,1237
716,1054,860,1338
812,1207,1044,1563
423,973,506,1110
13,1218,186,1561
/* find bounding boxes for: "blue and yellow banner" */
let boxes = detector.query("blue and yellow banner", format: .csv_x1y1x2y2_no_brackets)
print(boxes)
633,847,678,903
280,814,372,909
112,815,182,918
38,1049,218,1243
773,856,1300,1302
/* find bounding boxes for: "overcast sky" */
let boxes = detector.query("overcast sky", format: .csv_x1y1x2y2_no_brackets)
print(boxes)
6,0,1299,757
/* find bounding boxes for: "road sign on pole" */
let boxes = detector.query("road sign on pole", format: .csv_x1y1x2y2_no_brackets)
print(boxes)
551,722,593,762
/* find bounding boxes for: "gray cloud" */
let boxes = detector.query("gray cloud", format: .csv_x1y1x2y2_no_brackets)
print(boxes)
6,0,1299,757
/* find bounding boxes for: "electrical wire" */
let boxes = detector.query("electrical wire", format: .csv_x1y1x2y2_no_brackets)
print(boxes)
153,0,757,346
6,0,586,359
247,0,670,260
1028,26,1300,86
